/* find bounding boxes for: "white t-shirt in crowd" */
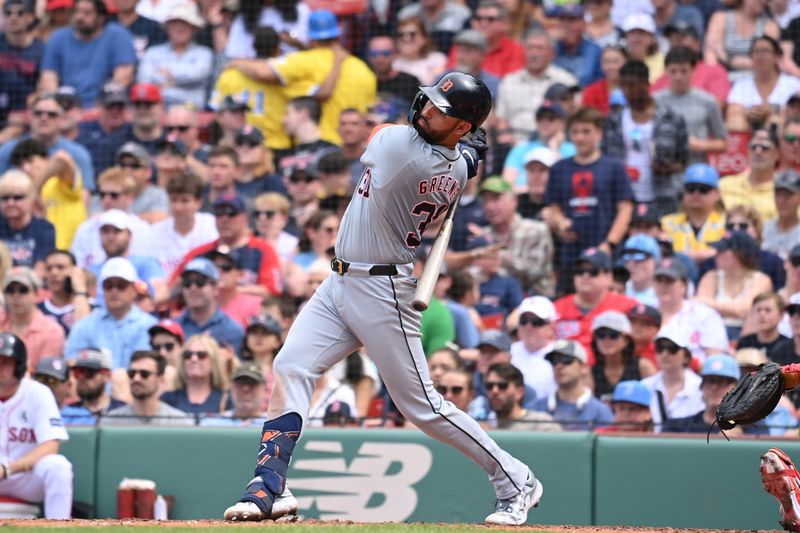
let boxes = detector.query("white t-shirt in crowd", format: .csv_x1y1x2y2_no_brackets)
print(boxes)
510,340,557,400
641,368,704,432
71,212,154,269
663,300,729,364
224,3,310,58
150,213,219,277
727,73,800,108
622,109,655,203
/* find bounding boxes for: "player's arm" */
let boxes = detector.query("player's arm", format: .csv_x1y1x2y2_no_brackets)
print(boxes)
226,59,279,83
2,440,59,478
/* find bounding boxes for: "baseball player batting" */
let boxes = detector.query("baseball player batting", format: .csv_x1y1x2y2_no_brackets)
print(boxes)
224,72,542,525
0,333,72,518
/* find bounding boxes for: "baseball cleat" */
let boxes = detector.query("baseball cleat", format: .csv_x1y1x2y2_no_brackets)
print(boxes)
761,448,800,532
484,470,542,526
223,481,298,522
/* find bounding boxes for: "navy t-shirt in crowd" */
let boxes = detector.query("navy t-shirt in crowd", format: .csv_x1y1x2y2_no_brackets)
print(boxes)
117,15,167,57
544,155,634,268
450,196,489,252
474,273,524,318
160,388,232,415
0,216,55,267
77,121,133,178
0,36,44,125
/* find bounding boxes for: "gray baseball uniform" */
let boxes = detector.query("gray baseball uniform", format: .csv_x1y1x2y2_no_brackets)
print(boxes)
269,125,530,500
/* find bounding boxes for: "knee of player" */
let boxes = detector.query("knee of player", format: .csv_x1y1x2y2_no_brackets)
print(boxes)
36,454,73,481
272,355,310,381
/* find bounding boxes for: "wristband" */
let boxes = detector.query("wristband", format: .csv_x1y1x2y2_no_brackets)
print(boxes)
73,291,88,297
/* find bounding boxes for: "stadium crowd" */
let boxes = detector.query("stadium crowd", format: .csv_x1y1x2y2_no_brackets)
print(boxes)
2,0,800,443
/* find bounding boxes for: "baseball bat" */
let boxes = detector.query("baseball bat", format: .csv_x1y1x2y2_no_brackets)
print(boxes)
413,200,458,312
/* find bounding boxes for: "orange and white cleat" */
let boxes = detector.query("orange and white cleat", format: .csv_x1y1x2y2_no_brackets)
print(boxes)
761,448,800,532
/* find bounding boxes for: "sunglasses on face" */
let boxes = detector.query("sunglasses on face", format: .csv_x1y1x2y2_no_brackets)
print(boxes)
726,222,750,232
32,109,60,119
289,174,316,184
655,339,681,354
368,49,393,57
684,184,713,195
118,162,143,170
99,190,122,200
594,328,622,341
749,141,773,151
788,304,800,317
182,277,210,289
34,375,62,387
103,279,131,291
214,262,234,273
133,101,157,109
254,210,276,219
484,381,509,392
574,266,601,277
785,134,800,144
3,8,27,16
213,206,240,218
4,285,30,295
152,342,176,352
550,355,578,366
127,368,154,379
182,350,209,360
436,385,465,395
0,194,26,203
473,15,499,22
71,367,100,378
166,125,191,133
235,139,261,148
519,314,548,327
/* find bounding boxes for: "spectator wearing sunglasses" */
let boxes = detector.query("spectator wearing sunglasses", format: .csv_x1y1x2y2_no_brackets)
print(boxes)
621,233,661,307
175,258,244,357
661,163,726,263
34,357,71,409
640,324,703,432
148,319,183,392
252,192,298,261
367,34,421,106
719,128,780,223
533,339,613,431
54,86,82,142
170,192,282,298
695,230,772,341
149,172,218,278
554,248,638,362
101,350,193,426
737,291,794,364
589,311,656,403
763,169,800,259
233,126,284,199
116,142,168,224
161,334,232,416
163,105,210,179
61,348,127,426
483,362,561,432
200,362,268,427
437,368,474,413
509,296,558,400
0,267,65,374
210,246,262,328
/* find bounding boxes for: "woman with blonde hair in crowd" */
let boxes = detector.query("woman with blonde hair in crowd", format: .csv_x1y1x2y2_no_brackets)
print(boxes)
161,334,232,416
695,231,772,341
392,17,447,85
704,0,779,83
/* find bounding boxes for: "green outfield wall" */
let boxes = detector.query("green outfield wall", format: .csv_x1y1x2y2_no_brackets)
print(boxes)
58,427,798,529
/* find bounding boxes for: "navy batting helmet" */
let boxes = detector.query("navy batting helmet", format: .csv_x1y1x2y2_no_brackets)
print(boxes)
0,333,26,379
408,72,492,133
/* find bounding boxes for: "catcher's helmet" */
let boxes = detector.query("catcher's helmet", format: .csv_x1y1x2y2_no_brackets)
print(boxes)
0,332,27,379
408,72,492,133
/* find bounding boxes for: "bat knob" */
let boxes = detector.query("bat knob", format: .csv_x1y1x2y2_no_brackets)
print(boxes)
412,301,428,312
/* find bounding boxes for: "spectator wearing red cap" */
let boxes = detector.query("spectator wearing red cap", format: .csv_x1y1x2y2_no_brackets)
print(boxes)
38,0,74,41
128,83,167,155
170,192,282,298
39,0,137,108
149,319,184,390
137,2,213,109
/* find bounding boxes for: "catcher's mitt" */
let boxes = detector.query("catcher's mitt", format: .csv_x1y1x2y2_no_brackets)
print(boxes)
716,361,784,430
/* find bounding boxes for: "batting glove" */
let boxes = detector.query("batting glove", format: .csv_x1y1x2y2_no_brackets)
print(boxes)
459,128,488,179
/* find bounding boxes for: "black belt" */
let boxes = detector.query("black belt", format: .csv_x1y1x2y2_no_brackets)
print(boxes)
331,258,398,276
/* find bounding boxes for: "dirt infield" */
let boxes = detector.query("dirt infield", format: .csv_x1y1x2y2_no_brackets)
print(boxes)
0,519,784,532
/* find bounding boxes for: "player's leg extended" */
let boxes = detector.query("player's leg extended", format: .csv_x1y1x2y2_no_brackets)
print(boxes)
344,272,540,524
225,275,361,521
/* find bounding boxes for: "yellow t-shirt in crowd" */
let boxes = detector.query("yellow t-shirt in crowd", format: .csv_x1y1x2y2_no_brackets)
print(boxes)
719,169,778,222
210,69,291,150
661,209,726,254
42,172,86,250
269,47,377,145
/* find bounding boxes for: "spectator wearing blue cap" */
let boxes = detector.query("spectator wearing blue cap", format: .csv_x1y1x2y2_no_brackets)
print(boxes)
763,169,800,259
661,163,726,263
621,233,661,307
65,257,158,370
226,9,376,146
596,380,654,433
172,190,282,298
695,230,772,340
663,354,769,435
176,257,245,357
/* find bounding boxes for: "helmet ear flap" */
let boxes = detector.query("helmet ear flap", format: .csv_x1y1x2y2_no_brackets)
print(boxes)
407,91,429,127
